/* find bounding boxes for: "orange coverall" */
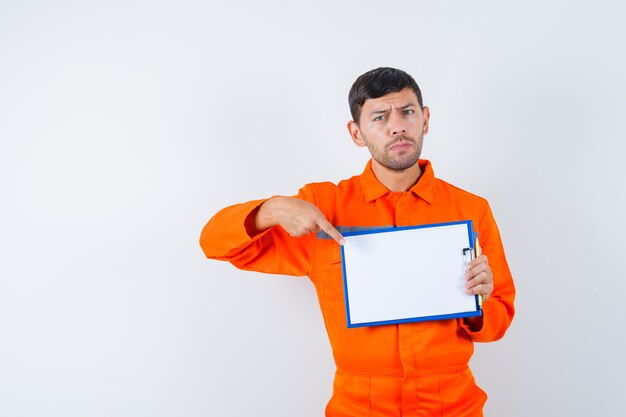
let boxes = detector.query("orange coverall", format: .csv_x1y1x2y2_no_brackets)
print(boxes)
200,160,516,416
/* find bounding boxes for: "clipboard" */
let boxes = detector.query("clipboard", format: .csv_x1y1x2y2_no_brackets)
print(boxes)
340,220,482,328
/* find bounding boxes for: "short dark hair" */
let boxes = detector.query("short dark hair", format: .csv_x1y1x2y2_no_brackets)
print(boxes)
348,67,423,123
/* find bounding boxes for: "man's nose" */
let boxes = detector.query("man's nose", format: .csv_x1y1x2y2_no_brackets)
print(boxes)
389,113,407,136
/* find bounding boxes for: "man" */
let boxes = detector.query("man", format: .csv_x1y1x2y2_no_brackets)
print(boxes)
200,67,515,416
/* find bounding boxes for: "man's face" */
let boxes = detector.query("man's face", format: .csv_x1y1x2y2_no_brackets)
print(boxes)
348,88,430,171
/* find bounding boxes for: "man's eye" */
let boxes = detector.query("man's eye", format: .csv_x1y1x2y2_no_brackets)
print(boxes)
374,115,385,121
403,109,415,115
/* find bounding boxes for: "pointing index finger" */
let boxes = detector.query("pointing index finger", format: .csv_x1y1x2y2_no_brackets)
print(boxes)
318,218,345,246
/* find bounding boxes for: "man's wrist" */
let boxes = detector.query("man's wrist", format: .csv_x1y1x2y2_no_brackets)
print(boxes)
251,197,282,234
244,199,275,236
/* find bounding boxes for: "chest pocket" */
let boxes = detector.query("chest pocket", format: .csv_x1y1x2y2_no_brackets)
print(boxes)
313,241,345,303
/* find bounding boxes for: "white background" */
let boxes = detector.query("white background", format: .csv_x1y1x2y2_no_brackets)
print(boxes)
1,1,625,416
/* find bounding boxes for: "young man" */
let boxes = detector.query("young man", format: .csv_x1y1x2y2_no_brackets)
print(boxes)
200,67,515,416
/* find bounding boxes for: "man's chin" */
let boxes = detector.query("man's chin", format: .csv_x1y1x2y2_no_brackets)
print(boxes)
380,158,420,171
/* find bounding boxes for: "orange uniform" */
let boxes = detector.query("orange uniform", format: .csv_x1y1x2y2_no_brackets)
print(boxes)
200,160,515,416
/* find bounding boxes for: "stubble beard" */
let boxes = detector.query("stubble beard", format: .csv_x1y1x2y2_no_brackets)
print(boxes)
368,134,423,171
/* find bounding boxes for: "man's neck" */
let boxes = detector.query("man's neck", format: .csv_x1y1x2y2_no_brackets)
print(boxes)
371,160,423,192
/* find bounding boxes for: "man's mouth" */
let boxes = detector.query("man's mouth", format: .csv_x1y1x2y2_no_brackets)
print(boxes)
387,139,414,151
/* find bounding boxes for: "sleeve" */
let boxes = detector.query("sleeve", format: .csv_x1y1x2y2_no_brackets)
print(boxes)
460,202,516,342
199,187,317,277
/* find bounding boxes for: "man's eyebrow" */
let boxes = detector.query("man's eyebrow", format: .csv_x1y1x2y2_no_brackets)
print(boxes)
368,102,418,116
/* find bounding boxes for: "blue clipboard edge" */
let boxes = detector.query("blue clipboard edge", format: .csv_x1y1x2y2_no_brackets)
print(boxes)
339,220,481,328
346,309,483,329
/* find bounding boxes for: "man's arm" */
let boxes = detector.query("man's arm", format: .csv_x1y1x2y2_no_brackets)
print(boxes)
200,189,343,276
459,205,516,341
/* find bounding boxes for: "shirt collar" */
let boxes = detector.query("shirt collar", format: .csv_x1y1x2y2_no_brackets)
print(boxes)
360,159,436,204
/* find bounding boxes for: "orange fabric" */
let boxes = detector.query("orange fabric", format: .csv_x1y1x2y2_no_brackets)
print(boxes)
200,160,515,416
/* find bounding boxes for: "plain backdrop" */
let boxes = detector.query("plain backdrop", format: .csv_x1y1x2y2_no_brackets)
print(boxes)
1,1,625,416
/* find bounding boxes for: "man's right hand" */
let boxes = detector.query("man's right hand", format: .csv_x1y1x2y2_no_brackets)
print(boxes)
255,196,344,245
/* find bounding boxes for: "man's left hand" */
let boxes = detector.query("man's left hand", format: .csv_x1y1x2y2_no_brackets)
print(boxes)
464,255,493,301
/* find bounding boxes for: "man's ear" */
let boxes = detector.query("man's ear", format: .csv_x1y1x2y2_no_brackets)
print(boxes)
347,120,366,147
422,106,431,135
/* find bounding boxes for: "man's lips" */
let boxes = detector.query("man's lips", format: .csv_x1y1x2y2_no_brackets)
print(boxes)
388,141,414,151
